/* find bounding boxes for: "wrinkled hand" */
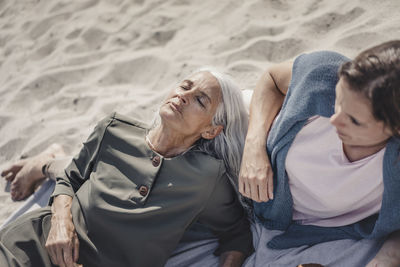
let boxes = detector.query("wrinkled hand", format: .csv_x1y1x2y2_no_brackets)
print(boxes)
239,143,273,202
45,208,79,267
1,144,64,201
1,157,46,201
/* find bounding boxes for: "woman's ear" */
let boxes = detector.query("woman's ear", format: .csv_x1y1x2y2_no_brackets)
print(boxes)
201,125,223,140
385,126,397,137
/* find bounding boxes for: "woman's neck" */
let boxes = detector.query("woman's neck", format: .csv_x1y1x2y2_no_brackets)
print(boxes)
147,125,199,158
343,141,387,162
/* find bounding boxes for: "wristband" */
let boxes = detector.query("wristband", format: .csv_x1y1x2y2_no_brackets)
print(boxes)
41,163,48,177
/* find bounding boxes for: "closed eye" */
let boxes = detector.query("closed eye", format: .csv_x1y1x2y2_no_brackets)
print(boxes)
197,96,205,108
350,116,361,126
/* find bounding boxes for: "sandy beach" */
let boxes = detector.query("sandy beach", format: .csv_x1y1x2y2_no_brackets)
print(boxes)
0,0,399,224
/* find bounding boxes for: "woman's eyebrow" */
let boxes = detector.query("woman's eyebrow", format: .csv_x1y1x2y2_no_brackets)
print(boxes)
182,79,194,87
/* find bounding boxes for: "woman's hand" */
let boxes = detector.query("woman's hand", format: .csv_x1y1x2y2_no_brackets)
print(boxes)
219,251,245,267
366,257,400,267
366,231,400,267
1,143,65,200
45,195,79,267
239,139,273,202
1,157,47,200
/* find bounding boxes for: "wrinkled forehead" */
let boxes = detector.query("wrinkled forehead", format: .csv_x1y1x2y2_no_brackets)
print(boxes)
185,71,222,99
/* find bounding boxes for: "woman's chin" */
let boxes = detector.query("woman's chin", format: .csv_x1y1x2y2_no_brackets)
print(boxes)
159,110,182,128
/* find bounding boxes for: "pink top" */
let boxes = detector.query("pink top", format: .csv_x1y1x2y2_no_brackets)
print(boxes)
286,116,385,227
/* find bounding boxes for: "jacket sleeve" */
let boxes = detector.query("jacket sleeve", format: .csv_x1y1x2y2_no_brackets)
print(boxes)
49,114,114,204
46,157,72,180
197,168,254,257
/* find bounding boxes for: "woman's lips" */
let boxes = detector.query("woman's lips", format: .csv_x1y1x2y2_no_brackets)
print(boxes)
336,130,347,138
169,102,182,114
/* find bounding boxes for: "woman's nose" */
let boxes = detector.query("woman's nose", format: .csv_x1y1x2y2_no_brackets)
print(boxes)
177,91,190,104
330,111,345,127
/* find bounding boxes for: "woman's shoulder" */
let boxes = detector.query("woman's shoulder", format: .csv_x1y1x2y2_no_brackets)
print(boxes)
88,112,149,142
185,149,226,177
287,50,350,98
94,112,149,130
292,50,350,77
294,50,349,65
110,112,149,129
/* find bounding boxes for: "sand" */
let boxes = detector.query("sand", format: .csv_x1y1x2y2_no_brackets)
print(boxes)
0,0,399,224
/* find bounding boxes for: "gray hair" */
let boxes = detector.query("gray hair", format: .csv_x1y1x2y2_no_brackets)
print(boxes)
195,68,248,187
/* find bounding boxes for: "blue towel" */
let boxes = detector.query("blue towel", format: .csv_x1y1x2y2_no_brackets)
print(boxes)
253,51,400,249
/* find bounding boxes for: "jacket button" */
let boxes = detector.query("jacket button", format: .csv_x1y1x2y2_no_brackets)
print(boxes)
152,155,161,167
139,185,148,196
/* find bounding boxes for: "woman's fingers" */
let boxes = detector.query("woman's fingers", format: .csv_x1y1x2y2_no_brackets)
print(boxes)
239,143,275,202
47,245,58,266
46,217,79,267
239,173,250,198
249,178,259,202
238,177,245,196
51,242,65,267
258,176,269,202
47,239,76,267
239,164,274,202
56,247,66,267
73,233,80,262
1,163,23,181
243,181,251,199
63,245,75,267
267,169,274,200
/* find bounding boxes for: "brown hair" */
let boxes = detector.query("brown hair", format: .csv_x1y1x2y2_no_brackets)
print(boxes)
339,40,400,137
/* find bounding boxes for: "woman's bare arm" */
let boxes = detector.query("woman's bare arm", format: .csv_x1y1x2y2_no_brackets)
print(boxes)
239,61,292,202
46,194,80,267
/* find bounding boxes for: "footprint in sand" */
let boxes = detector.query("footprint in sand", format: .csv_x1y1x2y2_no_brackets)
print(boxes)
7,66,100,111
0,33,13,48
49,0,99,14
63,52,109,67
335,32,384,52
228,62,263,90
226,38,306,64
81,27,109,51
65,27,109,54
302,7,365,35
29,40,58,61
0,115,11,132
66,28,82,40
214,24,285,54
0,138,28,161
29,13,72,40
45,94,96,115
139,29,177,48
99,56,168,86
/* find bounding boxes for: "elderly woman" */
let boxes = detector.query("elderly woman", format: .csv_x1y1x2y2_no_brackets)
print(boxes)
240,40,400,266
0,70,253,267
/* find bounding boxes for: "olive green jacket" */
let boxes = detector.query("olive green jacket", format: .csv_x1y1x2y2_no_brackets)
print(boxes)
51,113,253,267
